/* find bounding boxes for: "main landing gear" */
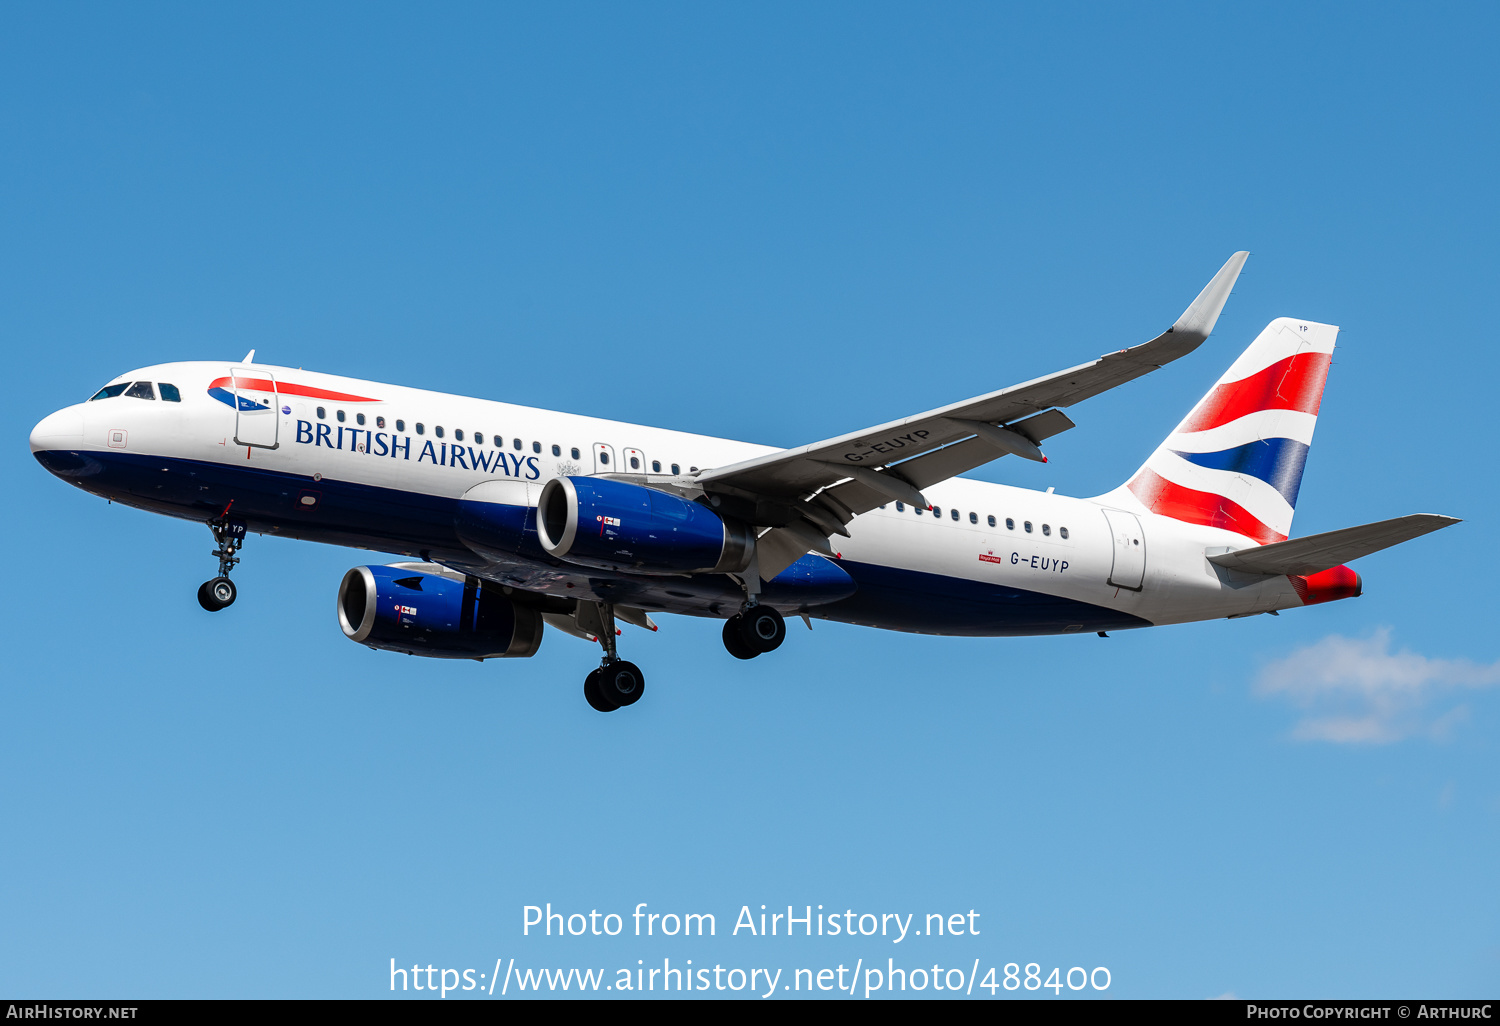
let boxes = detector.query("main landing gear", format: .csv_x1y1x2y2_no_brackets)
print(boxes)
722,605,786,659
722,552,788,659
581,602,646,713
197,517,245,612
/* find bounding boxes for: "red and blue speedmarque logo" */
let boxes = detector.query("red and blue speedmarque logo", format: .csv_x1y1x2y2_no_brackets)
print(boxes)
207,376,380,411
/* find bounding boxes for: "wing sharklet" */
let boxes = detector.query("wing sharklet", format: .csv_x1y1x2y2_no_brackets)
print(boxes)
1172,251,1249,338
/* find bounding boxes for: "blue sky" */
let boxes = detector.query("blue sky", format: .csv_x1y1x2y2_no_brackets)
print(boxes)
2,2,1496,999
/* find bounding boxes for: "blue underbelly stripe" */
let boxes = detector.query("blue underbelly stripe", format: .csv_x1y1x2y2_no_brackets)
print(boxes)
35,447,1152,638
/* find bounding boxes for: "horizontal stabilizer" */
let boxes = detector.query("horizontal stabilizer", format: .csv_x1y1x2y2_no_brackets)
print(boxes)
1207,513,1460,577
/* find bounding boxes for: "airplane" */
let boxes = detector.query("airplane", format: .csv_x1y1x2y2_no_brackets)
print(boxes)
29,253,1459,712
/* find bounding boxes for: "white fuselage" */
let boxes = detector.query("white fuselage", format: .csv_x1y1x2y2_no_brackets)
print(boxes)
31,360,1311,635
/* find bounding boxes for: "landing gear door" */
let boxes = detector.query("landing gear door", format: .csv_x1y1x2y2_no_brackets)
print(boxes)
1102,508,1145,591
231,367,279,449
593,443,615,475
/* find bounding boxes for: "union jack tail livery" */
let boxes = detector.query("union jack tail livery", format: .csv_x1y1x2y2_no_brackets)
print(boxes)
1122,317,1338,545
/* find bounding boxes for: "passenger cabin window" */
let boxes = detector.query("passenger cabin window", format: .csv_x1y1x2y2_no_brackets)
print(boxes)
336,410,345,422
629,455,640,469
571,448,581,460
416,423,425,435
988,515,996,527
158,383,182,402
1006,518,1015,530
377,416,386,428
969,512,978,524
932,507,941,518
1042,524,1051,536
1024,521,1033,533
454,429,464,442
951,509,959,521
435,426,444,438
513,438,521,450
670,463,679,475
316,407,326,419
395,420,405,432
533,441,541,454
474,432,483,444
652,460,661,472
125,381,155,400
356,413,366,426
896,502,905,512
90,383,130,401
1060,527,1069,539
599,451,610,465
553,445,561,456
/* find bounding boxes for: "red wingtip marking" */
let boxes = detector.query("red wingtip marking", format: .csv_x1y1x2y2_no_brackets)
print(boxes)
1042,455,1048,463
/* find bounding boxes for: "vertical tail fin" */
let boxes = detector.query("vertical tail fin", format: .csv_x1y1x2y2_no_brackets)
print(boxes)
1112,318,1339,544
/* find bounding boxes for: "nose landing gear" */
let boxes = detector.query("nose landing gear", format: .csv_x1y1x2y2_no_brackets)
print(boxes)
579,601,647,713
197,517,245,612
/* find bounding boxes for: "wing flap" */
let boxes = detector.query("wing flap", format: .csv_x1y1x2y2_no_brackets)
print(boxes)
755,524,827,580
1207,514,1460,576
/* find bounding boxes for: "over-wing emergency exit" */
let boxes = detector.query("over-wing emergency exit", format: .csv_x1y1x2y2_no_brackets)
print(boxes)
29,253,1458,711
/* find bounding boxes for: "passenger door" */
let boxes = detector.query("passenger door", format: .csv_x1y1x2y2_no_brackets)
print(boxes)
1102,508,1145,590
230,366,279,449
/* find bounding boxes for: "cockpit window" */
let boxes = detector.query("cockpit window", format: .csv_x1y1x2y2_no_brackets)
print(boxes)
124,381,156,400
89,383,130,401
158,383,182,402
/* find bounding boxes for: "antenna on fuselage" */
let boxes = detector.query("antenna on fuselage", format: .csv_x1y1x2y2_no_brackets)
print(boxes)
241,349,256,364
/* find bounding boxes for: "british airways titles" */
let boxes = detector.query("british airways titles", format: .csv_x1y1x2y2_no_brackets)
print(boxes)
294,420,542,480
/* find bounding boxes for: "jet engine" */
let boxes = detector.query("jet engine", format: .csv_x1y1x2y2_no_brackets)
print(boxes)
337,563,543,659
536,476,753,575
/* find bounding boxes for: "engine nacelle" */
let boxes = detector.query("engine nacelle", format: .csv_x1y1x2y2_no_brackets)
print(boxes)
337,564,543,659
537,476,753,575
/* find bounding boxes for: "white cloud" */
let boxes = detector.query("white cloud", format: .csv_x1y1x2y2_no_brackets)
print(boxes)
1255,628,1500,743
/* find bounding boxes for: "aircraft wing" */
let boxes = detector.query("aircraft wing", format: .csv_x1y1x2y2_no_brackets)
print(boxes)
695,252,1249,578
1207,514,1460,577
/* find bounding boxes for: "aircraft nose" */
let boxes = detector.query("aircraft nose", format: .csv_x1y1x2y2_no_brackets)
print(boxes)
30,405,84,454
